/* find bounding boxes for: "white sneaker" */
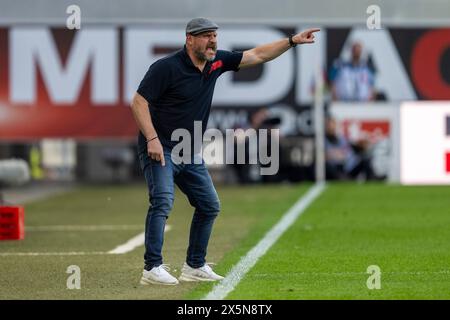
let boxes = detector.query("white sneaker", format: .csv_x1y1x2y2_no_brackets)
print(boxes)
140,264,179,286
179,262,224,282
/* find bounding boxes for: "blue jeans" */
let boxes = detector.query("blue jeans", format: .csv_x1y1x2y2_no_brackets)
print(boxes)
138,138,220,269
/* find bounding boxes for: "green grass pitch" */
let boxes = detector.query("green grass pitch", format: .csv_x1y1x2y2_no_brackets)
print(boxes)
0,183,449,299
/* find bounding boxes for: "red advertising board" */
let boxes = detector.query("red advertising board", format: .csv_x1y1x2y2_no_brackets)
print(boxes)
1,27,450,140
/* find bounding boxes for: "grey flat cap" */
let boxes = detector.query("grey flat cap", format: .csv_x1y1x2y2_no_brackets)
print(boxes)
186,17,219,35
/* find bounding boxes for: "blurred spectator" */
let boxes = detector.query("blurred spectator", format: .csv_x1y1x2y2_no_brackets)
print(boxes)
232,108,280,184
101,146,134,183
329,42,375,101
325,116,375,181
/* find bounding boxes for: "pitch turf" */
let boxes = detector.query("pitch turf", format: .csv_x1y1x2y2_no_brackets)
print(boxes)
0,183,449,299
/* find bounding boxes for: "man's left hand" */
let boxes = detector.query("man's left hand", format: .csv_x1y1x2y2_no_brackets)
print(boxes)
293,28,320,44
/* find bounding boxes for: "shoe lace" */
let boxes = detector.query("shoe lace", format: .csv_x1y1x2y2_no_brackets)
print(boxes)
157,264,171,273
202,262,217,272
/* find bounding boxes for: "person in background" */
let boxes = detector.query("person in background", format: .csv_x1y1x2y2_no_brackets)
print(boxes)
232,107,276,184
329,42,375,102
325,116,374,181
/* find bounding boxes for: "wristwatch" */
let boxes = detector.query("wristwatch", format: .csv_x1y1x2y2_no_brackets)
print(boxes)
288,34,297,48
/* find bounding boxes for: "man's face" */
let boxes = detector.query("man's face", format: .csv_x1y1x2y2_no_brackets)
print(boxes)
326,118,337,135
351,43,362,62
187,31,217,62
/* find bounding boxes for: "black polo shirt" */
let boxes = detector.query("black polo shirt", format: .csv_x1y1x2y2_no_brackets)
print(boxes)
137,46,243,150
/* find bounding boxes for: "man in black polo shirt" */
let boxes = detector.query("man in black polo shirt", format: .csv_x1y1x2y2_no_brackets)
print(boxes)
131,17,319,285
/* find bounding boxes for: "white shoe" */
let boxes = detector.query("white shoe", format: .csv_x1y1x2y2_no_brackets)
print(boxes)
140,264,179,286
179,262,224,282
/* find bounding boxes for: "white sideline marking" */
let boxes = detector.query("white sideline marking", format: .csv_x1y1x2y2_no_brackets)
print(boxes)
107,225,171,254
204,183,326,300
0,225,171,257
107,232,145,254
26,225,143,232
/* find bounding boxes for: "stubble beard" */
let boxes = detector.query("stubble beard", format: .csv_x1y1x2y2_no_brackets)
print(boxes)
194,45,216,62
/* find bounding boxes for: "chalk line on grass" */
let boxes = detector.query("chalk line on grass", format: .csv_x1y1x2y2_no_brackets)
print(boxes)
204,183,326,300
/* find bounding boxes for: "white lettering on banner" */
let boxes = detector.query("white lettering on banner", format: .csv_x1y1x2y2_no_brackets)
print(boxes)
124,28,185,103
214,28,294,106
10,28,118,105
270,104,313,136
124,27,294,106
339,29,416,101
8,27,418,107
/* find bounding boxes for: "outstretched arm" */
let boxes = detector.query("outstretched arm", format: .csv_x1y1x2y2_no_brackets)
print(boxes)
239,28,320,68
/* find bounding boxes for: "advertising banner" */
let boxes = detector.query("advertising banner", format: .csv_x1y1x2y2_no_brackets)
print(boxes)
329,102,400,182
0,26,449,140
400,102,450,185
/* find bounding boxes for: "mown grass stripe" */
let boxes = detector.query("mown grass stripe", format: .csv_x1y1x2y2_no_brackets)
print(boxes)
204,183,326,300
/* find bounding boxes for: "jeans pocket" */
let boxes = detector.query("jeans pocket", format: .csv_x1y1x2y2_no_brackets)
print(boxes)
138,149,151,172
